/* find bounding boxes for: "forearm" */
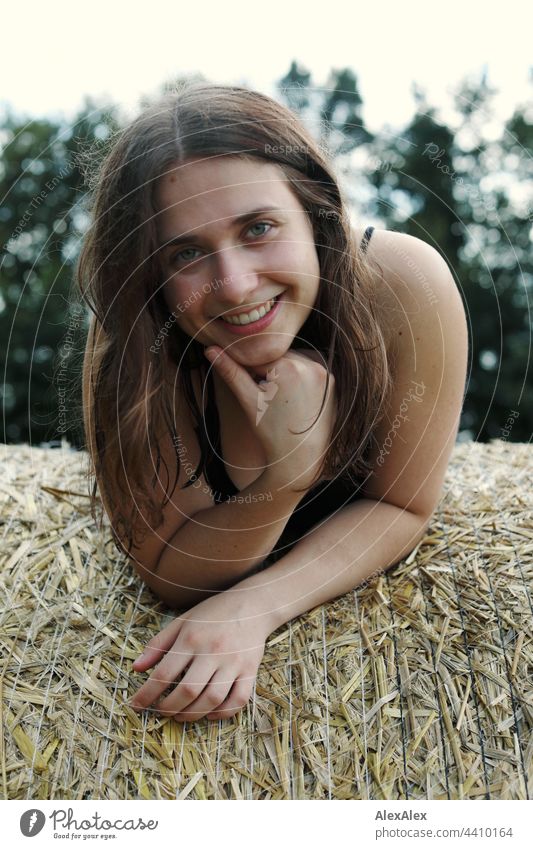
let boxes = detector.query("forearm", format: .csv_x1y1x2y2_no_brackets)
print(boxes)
232,498,431,630
151,470,307,607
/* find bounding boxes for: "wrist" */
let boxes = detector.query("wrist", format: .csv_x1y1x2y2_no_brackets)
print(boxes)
259,466,313,503
232,572,283,635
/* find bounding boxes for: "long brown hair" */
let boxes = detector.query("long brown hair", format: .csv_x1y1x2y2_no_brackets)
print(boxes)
75,80,393,555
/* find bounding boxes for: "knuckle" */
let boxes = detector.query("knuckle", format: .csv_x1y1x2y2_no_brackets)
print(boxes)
180,682,200,698
232,683,251,706
181,632,200,652
206,687,226,706
216,355,238,382
209,637,226,654
151,665,171,685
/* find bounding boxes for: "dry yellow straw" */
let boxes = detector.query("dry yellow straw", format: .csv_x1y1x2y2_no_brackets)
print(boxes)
0,438,531,799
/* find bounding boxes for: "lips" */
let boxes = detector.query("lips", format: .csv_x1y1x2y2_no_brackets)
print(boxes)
218,295,278,323
215,292,284,336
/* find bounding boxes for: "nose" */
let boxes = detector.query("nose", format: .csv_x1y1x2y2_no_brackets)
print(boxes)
209,245,263,312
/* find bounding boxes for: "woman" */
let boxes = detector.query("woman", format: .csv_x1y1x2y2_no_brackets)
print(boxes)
78,81,468,721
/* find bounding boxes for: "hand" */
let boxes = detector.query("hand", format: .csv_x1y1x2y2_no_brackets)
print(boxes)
128,590,274,722
204,346,336,491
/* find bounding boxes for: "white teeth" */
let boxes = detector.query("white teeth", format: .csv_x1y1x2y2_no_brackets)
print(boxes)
221,298,276,325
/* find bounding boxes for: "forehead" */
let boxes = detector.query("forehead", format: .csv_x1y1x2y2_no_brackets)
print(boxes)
154,156,298,230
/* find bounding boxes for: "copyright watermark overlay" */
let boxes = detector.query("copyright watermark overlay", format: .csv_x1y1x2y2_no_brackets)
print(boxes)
264,143,310,156
422,142,497,213
150,275,233,353
500,409,519,441
317,207,340,221
386,238,439,307
2,158,77,255
375,380,426,466
56,303,85,435
255,366,280,425
172,433,272,502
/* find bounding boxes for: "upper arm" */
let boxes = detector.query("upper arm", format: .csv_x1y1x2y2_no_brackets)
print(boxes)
82,314,216,574
360,231,469,521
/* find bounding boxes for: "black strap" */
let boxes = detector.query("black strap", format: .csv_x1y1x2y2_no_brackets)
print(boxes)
194,367,239,500
360,225,374,254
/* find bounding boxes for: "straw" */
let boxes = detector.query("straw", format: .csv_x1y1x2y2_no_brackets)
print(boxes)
0,438,531,799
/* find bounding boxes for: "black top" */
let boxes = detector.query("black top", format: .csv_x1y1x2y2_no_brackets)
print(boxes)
194,225,375,559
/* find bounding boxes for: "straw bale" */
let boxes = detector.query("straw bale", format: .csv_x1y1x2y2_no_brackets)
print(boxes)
0,438,531,799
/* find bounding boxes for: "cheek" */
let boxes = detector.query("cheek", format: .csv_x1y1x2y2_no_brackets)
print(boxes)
162,280,212,332
162,280,198,314
275,240,319,278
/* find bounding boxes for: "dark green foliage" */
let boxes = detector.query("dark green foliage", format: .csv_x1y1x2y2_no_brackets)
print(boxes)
1,70,531,446
277,66,532,443
0,96,120,446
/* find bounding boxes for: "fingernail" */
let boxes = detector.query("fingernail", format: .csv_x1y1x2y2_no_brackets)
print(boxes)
205,347,219,360
134,651,148,663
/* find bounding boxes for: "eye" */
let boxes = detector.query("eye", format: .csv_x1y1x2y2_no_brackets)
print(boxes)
247,221,272,237
169,221,274,267
170,246,202,266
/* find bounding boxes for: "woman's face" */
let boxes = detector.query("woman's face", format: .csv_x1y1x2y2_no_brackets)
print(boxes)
154,155,321,370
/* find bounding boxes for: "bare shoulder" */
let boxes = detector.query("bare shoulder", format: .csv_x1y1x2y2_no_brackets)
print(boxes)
353,227,468,520
365,227,455,298
353,226,463,353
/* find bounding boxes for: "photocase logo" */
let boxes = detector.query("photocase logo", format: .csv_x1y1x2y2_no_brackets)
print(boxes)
18,807,159,838
256,366,279,425
20,809,46,837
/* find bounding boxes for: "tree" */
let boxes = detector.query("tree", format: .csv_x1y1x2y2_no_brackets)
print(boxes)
276,64,532,442
0,97,120,446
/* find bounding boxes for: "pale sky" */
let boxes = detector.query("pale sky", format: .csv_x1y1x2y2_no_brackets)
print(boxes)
2,0,532,136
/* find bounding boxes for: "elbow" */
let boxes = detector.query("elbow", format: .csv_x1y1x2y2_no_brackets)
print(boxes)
151,580,222,612
404,507,434,552
410,508,434,531
127,534,269,610
128,554,221,610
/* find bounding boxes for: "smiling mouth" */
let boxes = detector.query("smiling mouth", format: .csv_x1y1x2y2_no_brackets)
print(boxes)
217,293,282,325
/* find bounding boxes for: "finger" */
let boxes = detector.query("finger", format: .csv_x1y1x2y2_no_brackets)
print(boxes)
132,617,184,671
129,645,192,711
204,347,278,402
160,666,236,722
204,674,255,721
152,658,218,717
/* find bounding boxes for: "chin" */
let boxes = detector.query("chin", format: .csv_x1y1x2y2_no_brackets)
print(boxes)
237,338,291,364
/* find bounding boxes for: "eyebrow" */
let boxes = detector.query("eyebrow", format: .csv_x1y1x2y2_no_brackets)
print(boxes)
157,206,285,251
